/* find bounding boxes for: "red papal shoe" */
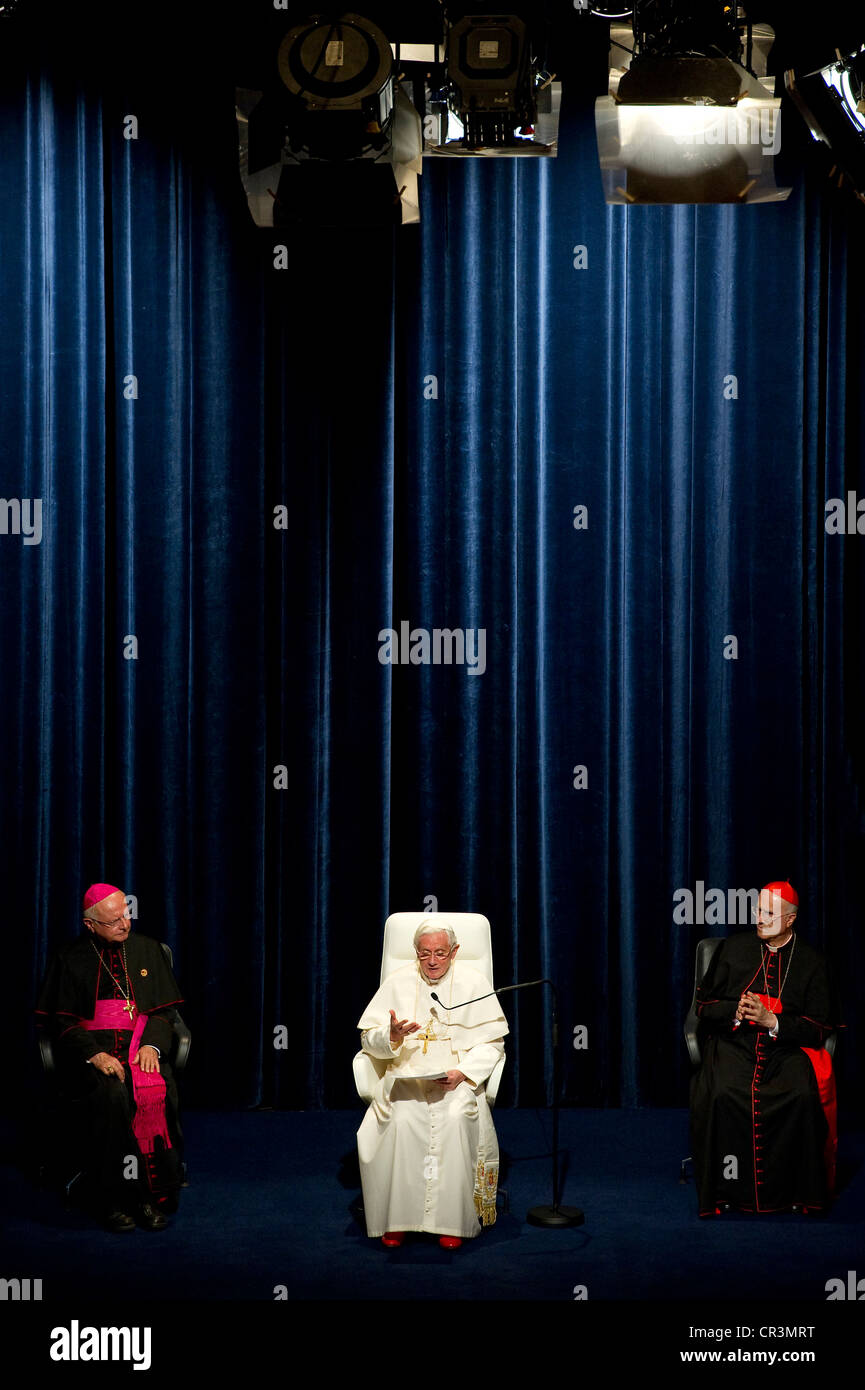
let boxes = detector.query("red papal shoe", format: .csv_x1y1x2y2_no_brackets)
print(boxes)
438,1236,462,1250
381,1232,405,1248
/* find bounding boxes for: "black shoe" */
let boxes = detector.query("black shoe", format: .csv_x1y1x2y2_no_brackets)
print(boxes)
137,1201,168,1232
105,1209,136,1234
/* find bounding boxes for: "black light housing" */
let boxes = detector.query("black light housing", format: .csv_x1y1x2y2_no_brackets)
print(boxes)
429,7,561,157
785,45,865,202
237,12,423,227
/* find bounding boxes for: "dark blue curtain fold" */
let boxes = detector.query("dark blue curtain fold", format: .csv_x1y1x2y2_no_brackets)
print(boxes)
2,26,863,1118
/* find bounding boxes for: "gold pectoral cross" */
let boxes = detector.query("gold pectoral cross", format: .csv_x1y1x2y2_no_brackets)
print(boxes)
123,999,135,1020
417,1018,439,1055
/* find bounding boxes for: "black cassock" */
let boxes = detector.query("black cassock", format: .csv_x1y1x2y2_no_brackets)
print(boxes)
690,932,839,1215
36,933,184,1211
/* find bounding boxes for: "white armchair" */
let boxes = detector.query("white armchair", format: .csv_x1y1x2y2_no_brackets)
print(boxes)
352,911,506,1105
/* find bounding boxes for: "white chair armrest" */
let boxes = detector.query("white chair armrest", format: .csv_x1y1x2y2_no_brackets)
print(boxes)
353,1050,387,1104
354,1050,505,1106
486,1055,505,1107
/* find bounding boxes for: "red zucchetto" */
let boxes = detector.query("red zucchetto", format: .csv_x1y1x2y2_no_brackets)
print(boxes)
761,879,798,906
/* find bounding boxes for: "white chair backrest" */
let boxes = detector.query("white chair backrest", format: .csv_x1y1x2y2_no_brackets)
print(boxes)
380,912,494,985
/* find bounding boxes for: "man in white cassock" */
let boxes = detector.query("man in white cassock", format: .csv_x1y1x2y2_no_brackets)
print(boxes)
356,921,508,1249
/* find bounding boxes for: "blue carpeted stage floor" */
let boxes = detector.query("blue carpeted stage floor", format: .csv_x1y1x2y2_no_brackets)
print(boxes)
4,1108,863,1305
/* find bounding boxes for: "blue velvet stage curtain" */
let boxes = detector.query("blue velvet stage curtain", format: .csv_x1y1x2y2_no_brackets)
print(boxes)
3,18,864,1115
378,123,865,1111
2,26,269,1108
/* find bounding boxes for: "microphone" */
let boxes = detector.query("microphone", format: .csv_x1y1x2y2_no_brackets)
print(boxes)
435,974,583,1228
430,979,548,1010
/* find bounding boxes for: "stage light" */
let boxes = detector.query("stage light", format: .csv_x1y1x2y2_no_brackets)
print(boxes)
428,9,561,157
595,4,791,204
275,14,395,160
785,45,865,201
237,13,423,227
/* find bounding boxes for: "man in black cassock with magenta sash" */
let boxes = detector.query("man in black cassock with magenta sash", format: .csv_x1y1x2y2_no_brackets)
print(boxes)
36,883,184,1233
690,880,839,1216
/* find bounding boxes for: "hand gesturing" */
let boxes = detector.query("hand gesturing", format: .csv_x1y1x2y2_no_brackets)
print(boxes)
389,1010,421,1047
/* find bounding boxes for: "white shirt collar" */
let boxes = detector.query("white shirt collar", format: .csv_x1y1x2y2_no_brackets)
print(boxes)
765,933,793,953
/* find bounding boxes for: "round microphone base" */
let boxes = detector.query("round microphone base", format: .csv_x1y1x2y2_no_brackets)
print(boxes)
526,1203,585,1228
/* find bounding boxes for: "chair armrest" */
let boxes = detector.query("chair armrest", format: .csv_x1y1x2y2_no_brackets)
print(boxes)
172,1013,191,1071
39,1021,190,1072
353,1050,388,1103
684,1009,702,1069
38,1034,56,1075
485,1055,505,1107
353,1051,506,1104
685,1020,838,1068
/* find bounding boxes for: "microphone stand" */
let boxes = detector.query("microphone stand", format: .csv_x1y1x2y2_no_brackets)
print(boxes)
431,977,584,1229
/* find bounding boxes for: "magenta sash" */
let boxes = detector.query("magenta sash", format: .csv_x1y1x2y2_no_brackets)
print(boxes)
82,1000,172,1154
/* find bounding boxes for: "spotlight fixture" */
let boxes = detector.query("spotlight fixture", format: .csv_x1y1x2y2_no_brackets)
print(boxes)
785,45,865,202
595,1,791,204
237,12,423,227
428,7,561,157
274,13,396,161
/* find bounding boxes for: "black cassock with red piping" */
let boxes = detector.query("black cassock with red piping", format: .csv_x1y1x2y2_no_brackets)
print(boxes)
690,931,839,1216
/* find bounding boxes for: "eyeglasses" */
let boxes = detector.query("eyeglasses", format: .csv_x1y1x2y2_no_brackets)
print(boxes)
751,907,786,922
90,908,131,927
417,949,452,961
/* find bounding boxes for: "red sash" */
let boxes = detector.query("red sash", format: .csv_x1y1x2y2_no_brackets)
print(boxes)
753,995,836,1193
82,1000,172,1155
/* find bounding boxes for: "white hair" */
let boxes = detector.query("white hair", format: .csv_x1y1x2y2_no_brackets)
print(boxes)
413,919,457,951
83,896,129,924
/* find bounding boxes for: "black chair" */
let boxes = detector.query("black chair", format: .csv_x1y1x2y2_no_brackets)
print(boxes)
683,937,725,1070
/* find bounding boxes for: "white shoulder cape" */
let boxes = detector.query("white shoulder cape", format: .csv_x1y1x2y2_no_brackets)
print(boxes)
357,960,508,1052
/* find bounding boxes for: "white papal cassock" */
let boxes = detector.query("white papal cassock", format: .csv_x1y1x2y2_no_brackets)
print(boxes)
357,960,508,1239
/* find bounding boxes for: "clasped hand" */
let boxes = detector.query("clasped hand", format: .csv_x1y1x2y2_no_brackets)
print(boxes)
735,992,776,1029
